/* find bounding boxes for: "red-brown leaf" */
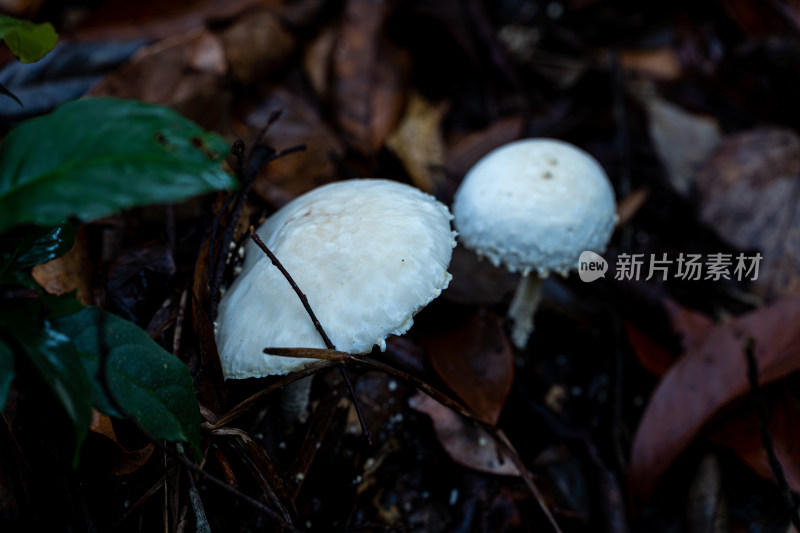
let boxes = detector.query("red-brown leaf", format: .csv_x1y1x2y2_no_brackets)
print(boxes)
246,89,345,206
332,0,409,154
628,296,800,507
422,309,514,426
707,387,800,492
90,410,155,476
622,320,677,377
409,391,519,477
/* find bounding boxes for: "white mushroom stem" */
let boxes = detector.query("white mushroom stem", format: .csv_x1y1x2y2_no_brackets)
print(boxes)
507,274,543,349
281,375,314,424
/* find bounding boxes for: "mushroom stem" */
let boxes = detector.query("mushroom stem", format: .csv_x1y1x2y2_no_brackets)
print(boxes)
508,274,543,349
280,375,314,424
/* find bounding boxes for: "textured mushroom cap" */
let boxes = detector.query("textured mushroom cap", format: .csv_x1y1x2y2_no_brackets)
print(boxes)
452,138,617,277
216,179,457,379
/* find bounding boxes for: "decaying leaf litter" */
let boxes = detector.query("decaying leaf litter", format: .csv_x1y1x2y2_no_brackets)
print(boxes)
4,0,800,531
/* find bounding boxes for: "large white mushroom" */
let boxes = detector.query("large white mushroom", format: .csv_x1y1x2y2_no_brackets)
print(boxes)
452,138,617,348
216,178,456,417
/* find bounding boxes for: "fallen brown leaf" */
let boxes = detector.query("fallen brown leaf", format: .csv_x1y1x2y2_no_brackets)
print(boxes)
332,0,409,154
74,0,279,42
443,245,520,306
90,410,155,476
695,128,800,298
622,320,676,377
409,391,519,477
422,309,513,426
619,47,683,80
89,28,231,132
642,94,722,196
31,226,93,305
708,386,800,493
628,296,800,508
220,8,296,84
445,116,524,183
303,25,337,98
245,88,345,205
0,0,44,17
385,92,450,194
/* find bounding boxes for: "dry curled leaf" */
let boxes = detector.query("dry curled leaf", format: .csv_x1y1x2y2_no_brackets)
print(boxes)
385,92,449,194
409,391,519,477
695,127,800,298
89,28,231,131
622,320,678,377
643,95,722,196
443,245,520,306
221,8,296,84
74,0,279,42
445,116,524,183
246,89,344,205
303,25,337,98
628,296,800,508
332,0,409,154
422,309,514,426
708,387,800,493
619,47,683,80
31,226,93,305
89,410,155,476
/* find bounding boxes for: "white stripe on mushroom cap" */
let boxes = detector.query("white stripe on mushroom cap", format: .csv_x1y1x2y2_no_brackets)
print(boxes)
452,138,617,278
216,178,457,379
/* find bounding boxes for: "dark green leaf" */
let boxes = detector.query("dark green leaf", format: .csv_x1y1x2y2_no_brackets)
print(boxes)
0,306,92,463
0,220,74,274
0,269,37,290
52,306,201,455
0,338,13,413
0,98,236,233
41,291,84,319
0,14,57,63
0,82,23,107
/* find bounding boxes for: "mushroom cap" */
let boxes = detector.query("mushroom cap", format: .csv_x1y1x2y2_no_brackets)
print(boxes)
452,138,617,277
216,178,457,379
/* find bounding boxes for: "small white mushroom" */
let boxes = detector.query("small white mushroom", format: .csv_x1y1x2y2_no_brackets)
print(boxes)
216,178,456,417
452,138,616,348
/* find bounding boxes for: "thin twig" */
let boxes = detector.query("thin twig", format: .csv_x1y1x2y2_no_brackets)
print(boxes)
208,125,305,320
177,443,211,533
207,361,336,430
744,338,800,530
494,429,564,533
248,228,373,445
259,347,564,532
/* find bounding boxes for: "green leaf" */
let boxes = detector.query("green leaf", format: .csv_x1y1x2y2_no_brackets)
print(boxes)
40,291,84,319
0,82,23,107
52,306,201,456
0,14,57,63
0,306,93,463
0,98,236,234
0,338,13,413
0,220,74,274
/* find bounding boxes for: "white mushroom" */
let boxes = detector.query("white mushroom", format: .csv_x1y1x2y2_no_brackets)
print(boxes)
216,178,456,417
452,138,616,348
